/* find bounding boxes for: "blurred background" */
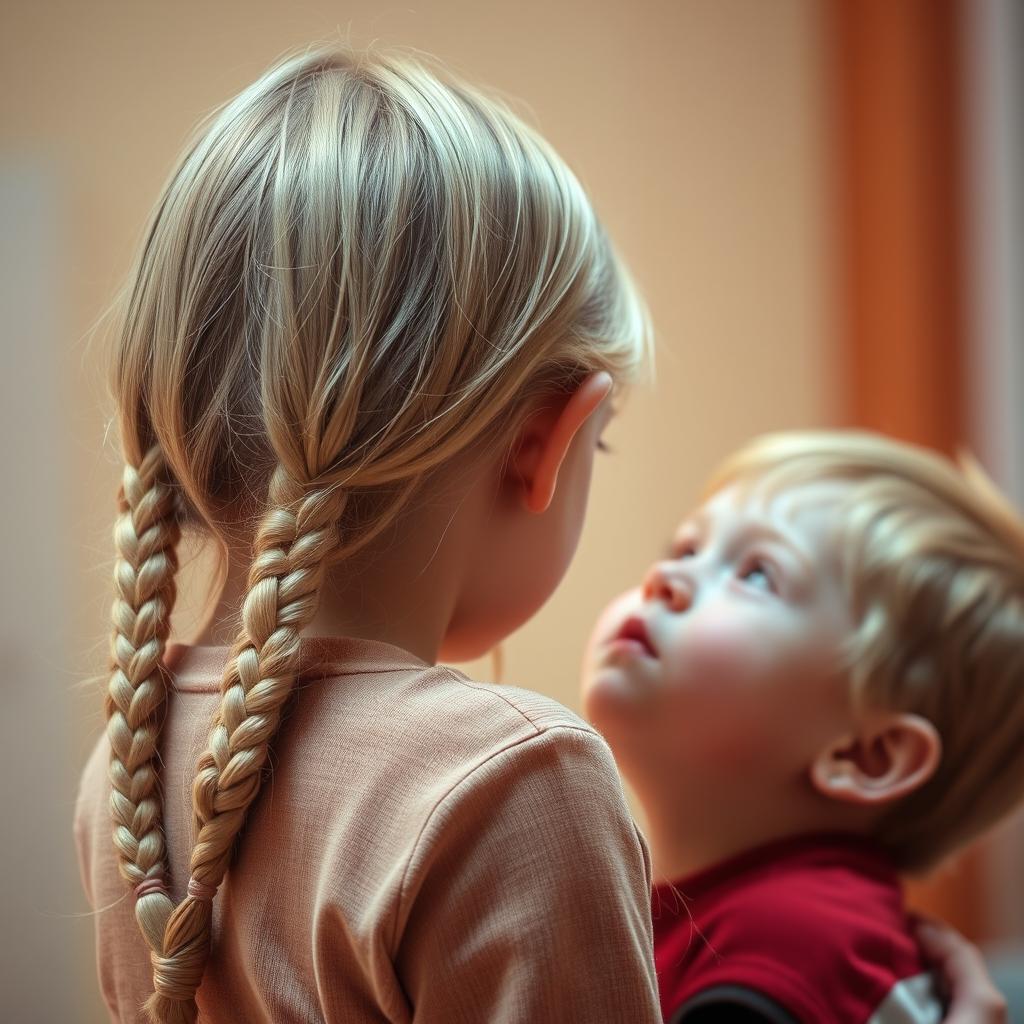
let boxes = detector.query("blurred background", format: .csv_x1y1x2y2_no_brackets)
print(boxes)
1,0,1021,1020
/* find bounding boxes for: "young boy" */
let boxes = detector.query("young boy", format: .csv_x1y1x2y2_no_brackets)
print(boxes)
582,430,1024,1024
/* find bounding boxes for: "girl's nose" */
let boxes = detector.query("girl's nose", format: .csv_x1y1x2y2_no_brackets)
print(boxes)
642,562,694,612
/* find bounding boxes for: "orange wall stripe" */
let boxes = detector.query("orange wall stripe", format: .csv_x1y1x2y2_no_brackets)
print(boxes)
826,0,985,940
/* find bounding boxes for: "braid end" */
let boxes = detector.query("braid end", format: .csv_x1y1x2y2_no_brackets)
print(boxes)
143,993,199,1024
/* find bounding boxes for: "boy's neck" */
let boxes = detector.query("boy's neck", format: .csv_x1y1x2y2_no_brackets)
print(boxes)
638,780,873,884
648,818,811,883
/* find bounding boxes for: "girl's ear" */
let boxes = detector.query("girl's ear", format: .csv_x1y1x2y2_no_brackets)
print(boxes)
508,371,613,514
809,713,942,806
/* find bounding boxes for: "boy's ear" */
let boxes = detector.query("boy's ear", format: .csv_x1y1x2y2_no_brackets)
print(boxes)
507,371,613,514
809,713,942,806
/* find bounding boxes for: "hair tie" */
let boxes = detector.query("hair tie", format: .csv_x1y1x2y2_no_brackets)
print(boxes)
187,876,218,902
134,875,168,900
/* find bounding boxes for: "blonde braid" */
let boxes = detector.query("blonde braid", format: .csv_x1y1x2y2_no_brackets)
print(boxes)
105,443,180,953
144,465,347,1023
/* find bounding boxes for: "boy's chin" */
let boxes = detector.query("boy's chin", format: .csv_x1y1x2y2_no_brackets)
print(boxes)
581,666,651,740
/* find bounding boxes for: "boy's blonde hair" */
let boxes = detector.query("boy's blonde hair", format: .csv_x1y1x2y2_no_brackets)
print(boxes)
103,43,651,1022
704,430,1024,874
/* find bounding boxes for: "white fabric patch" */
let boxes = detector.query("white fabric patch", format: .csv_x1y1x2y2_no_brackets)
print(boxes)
867,972,944,1024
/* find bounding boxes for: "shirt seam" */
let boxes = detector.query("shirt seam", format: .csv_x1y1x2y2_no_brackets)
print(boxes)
388,721,604,954
170,663,445,694
435,665,593,734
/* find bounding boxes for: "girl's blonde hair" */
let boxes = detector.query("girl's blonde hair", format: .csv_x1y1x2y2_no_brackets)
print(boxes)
103,43,650,1022
705,430,1024,873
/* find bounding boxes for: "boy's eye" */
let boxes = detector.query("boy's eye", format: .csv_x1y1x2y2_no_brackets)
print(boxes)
739,559,773,592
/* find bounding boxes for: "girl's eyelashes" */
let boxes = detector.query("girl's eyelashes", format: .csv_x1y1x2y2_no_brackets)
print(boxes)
597,438,614,454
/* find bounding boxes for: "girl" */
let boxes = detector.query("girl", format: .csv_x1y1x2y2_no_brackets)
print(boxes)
74,43,660,1024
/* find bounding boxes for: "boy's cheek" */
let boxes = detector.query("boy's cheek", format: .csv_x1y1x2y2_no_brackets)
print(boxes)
661,611,768,694
656,623,793,765
657,677,790,775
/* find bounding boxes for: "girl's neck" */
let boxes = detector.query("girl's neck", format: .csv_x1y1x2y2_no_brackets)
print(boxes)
190,475,487,665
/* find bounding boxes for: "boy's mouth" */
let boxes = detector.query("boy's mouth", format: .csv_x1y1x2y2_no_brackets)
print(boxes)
611,616,657,658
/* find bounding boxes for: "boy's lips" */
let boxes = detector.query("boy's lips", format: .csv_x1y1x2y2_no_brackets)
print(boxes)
610,616,657,658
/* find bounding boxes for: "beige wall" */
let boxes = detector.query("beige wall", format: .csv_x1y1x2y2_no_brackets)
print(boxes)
0,1,833,1018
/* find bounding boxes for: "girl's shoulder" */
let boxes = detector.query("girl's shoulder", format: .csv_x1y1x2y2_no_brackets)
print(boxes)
307,656,616,783
433,663,597,736
301,658,625,829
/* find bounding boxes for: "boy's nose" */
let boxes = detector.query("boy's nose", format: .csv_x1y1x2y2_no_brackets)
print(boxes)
642,562,693,612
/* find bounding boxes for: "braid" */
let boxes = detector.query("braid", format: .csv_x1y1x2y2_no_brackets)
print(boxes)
105,444,180,954
144,465,348,1024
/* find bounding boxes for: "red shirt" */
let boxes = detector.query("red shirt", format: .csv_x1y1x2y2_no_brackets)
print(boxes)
652,833,943,1023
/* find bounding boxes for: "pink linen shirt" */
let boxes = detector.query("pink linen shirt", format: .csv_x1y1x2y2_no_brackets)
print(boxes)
75,635,660,1023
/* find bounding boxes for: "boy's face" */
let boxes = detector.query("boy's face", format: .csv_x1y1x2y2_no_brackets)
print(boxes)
582,479,857,793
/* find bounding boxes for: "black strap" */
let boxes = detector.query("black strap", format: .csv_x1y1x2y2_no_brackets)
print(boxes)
669,984,801,1024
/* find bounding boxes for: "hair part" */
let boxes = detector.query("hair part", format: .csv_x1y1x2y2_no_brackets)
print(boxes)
103,42,651,1022
706,429,1024,873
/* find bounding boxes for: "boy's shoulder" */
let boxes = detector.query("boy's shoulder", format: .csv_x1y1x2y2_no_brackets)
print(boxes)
653,834,942,1024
